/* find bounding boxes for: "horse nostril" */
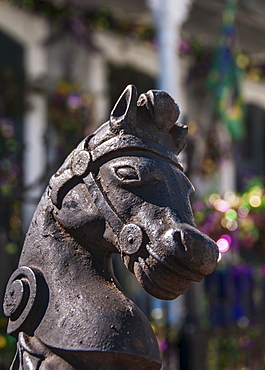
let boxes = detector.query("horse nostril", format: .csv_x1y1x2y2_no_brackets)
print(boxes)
177,224,219,275
173,230,187,252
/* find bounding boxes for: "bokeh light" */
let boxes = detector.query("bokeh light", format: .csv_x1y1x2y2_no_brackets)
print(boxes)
222,234,232,244
237,316,250,329
67,93,81,111
225,209,237,221
249,195,261,208
226,220,238,231
214,199,230,212
249,185,263,197
151,308,165,321
209,193,220,206
221,218,228,228
224,190,240,207
217,236,231,253
238,205,249,217
236,54,249,69
0,335,7,349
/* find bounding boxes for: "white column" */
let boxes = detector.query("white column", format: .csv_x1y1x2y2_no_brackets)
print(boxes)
148,0,193,113
23,29,49,231
23,83,48,230
86,53,109,127
219,157,236,195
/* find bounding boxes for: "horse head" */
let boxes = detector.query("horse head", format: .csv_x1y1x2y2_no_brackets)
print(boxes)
48,84,218,300
4,85,218,369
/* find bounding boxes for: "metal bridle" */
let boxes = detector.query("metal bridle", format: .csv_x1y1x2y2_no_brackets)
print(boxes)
49,136,182,256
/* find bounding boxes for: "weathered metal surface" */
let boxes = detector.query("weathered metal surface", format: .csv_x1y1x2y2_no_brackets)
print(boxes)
3,85,219,369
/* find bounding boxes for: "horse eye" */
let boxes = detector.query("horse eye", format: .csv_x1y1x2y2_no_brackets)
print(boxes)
115,166,140,181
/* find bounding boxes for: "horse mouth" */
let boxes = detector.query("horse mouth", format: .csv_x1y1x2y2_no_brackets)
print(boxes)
133,255,194,300
125,224,219,300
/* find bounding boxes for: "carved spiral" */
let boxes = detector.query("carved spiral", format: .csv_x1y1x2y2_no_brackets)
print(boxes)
3,266,41,335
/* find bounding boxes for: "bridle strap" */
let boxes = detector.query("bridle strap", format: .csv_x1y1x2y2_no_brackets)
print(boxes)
49,149,145,255
83,172,124,236
83,172,143,256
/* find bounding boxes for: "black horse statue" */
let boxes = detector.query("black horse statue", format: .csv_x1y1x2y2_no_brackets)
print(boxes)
3,85,218,369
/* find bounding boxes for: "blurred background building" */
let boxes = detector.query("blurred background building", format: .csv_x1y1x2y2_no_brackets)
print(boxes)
1,0,265,369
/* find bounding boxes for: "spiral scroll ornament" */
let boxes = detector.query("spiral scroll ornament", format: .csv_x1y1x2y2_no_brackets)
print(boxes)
3,266,45,335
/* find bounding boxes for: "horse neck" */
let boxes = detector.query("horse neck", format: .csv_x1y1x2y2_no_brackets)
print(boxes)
20,194,116,286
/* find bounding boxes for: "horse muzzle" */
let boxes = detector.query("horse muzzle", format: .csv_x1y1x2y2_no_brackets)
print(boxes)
123,223,219,300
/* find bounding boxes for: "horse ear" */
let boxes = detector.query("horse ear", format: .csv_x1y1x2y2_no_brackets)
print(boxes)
110,84,138,131
170,123,188,154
